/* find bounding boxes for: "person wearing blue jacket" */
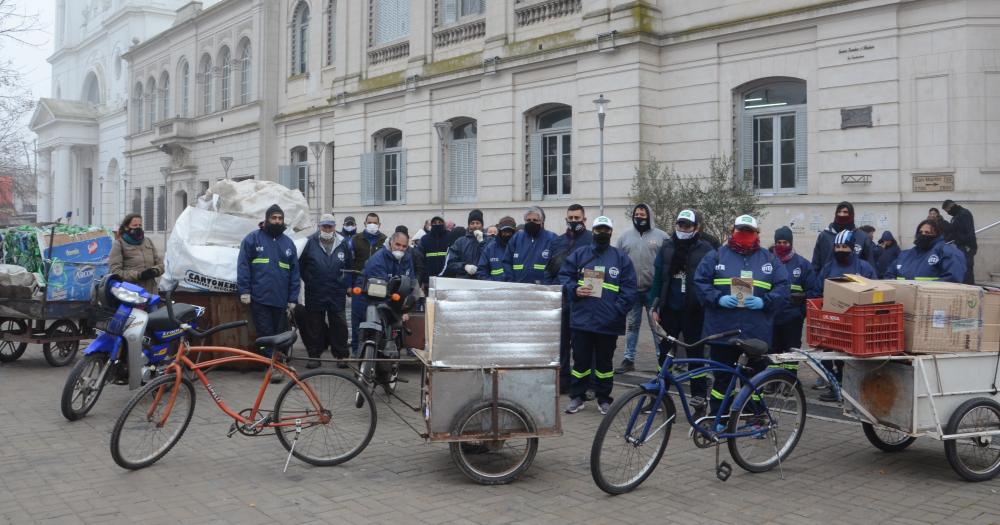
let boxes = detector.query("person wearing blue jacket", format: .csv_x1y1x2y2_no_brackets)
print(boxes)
547,204,594,394
770,227,820,375
442,209,487,279
362,231,417,284
477,216,517,281
817,230,877,281
875,230,901,279
502,206,558,284
559,216,638,415
299,214,354,369
811,202,876,274
237,204,301,381
694,215,789,415
885,220,966,283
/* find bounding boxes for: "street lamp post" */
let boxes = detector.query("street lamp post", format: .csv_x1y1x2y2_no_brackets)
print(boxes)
219,156,233,180
309,141,325,218
593,94,610,216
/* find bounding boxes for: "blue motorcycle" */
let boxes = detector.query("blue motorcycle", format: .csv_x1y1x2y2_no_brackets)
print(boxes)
60,275,205,421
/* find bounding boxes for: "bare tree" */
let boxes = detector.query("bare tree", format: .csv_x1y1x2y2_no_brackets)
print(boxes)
0,0,40,217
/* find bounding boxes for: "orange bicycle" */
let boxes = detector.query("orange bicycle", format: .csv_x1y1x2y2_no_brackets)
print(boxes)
109,292,376,470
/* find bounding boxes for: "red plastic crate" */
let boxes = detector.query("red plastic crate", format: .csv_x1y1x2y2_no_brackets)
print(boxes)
805,299,904,357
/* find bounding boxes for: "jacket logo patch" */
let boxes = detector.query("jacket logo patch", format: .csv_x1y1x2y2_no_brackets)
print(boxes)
609,267,620,278
793,267,801,278
256,246,264,253
928,254,940,265
337,252,345,261
854,244,862,255
761,263,773,275
286,248,293,257
715,264,726,271
541,250,550,259
514,252,520,259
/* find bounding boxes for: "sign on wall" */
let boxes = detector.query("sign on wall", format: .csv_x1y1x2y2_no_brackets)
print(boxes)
912,174,955,192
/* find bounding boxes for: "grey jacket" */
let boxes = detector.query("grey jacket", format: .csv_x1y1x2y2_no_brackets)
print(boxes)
615,203,669,291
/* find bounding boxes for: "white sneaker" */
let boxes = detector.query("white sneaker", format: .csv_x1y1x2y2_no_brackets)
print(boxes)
565,398,586,414
599,402,611,415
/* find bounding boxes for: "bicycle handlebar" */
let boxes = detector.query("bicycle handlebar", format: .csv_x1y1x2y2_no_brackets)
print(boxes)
163,288,248,340
667,329,741,349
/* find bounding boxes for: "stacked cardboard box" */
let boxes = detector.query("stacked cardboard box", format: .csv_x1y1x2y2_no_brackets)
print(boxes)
983,288,1000,352
886,281,990,354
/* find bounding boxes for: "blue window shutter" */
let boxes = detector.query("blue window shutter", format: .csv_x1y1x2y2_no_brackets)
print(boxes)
448,138,476,203
360,153,375,206
398,149,407,204
529,132,543,201
794,108,808,194
741,114,754,188
443,0,457,24
278,165,294,190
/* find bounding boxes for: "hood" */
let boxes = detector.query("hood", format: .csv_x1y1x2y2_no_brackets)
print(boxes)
879,231,896,243
632,203,656,230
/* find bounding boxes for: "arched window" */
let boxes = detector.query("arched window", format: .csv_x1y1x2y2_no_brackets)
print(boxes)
160,72,170,120
219,46,231,110
326,0,336,66
179,60,190,117
360,128,406,205
146,77,157,127
200,55,213,114
737,78,808,194
526,104,572,199
444,117,477,203
291,1,310,75
132,82,143,131
238,39,252,104
82,71,101,105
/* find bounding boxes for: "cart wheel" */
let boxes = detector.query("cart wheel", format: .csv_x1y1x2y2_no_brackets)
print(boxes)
862,422,916,452
0,319,29,363
43,320,80,367
944,398,1000,482
448,400,539,485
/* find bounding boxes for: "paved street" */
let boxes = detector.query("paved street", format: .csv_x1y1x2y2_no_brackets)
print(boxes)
1,342,999,525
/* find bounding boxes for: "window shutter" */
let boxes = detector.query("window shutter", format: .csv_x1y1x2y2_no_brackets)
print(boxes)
375,153,386,205
740,114,754,188
529,132,543,201
443,0,457,24
794,108,808,194
278,165,294,190
398,149,407,204
360,153,375,206
157,186,166,231
449,138,477,202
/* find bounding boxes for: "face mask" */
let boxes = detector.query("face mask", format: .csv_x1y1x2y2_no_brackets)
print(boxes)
567,220,585,233
675,230,696,240
499,232,513,245
265,222,286,237
728,230,759,254
593,232,612,247
774,244,792,259
319,231,336,241
945,207,955,217
128,227,144,240
365,223,380,235
834,250,852,265
431,224,446,235
343,225,356,233
915,234,935,251
633,217,650,232
524,222,542,236
392,250,405,261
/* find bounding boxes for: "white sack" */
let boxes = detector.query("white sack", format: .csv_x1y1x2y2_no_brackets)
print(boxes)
196,179,314,233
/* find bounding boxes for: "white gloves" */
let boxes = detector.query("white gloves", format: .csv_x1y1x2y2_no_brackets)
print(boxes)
465,264,478,275
474,230,484,242
287,303,297,315
240,294,251,305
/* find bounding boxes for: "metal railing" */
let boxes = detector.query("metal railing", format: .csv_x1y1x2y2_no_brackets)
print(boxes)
976,219,1000,235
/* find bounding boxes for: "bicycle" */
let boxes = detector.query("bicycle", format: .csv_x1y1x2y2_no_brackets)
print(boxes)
109,291,377,471
590,323,807,494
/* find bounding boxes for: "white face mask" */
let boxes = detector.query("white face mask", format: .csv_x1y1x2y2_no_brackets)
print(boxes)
392,250,405,261
344,225,356,233
676,230,696,240
319,231,336,241
365,223,380,235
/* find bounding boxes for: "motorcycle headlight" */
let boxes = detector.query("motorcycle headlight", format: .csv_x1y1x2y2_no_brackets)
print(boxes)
367,279,387,298
111,286,148,305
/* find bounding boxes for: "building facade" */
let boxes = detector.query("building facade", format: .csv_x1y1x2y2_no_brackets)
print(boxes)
116,0,1000,279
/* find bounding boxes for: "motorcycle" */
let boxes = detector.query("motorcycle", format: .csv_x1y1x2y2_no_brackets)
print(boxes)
59,275,204,421
347,270,417,402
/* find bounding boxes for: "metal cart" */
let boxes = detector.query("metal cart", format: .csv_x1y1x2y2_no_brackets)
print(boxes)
0,299,105,366
773,349,1000,481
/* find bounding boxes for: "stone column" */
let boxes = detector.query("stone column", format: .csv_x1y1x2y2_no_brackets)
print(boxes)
36,149,52,221
51,145,73,221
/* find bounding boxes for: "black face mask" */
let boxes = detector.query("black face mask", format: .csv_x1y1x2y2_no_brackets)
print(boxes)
265,222,287,237
915,234,936,251
633,217,650,232
499,232,514,245
566,220,585,234
431,224,446,235
524,222,542,236
593,232,612,248
128,227,144,240
834,251,852,265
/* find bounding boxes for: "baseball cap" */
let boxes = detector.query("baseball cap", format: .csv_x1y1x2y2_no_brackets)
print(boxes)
592,216,614,229
734,215,759,231
676,209,697,224
498,216,517,231
319,213,336,226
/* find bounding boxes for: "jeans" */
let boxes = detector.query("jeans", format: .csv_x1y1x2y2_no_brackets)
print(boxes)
623,290,660,362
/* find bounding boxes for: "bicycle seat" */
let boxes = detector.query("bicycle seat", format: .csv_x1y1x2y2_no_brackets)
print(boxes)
734,338,769,357
255,330,297,352
147,303,200,332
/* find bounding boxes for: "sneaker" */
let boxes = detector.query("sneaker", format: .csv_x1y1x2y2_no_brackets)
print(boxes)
812,377,828,390
819,387,840,403
690,396,708,418
270,372,284,384
599,402,611,415
614,359,635,374
306,359,321,369
565,398,586,414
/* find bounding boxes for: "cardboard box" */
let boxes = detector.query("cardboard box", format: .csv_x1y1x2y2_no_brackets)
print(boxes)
887,281,983,354
730,278,754,307
822,274,896,313
983,289,1000,352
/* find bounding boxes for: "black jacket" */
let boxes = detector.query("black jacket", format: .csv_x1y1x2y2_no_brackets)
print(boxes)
299,233,354,311
443,232,487,279
650,236,715,313
811,225,876,274
946,205,977,255
419,231,451,285
546,228,594,281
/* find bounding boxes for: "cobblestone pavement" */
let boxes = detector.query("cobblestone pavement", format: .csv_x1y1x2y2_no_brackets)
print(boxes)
1,341,999,525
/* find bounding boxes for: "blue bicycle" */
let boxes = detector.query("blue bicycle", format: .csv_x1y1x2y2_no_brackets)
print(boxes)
590,324,806,494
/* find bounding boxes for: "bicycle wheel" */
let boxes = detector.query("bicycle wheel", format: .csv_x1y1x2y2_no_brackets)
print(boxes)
727,374,806,473
862,422,916,452
274,370,376,467
590,388,675,495
43,319,80,367
110,374,196,470
448,400,538,485
944,398,1000,482
0,319,28,363
60,353,109,421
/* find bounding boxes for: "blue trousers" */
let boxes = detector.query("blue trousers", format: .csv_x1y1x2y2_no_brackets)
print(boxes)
250,303,288,356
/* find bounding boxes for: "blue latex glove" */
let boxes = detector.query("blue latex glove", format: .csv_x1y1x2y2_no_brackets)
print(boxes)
718,295,739,309
745,296,764,310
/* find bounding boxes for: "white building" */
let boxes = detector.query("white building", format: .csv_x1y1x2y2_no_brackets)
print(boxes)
117,0,1000,280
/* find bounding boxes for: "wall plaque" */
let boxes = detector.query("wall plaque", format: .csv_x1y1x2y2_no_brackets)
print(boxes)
841,106,873,129
912,174,954,192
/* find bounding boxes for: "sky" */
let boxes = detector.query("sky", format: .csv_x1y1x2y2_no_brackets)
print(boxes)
3,0,53,137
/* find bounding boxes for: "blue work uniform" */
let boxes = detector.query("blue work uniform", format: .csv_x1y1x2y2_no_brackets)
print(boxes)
477,238,511,281
885,236,966,283
771,252,821,369
817,255,877,282
298,233,354,358
442,232,486,279
237,227,301,351
502,229,558,284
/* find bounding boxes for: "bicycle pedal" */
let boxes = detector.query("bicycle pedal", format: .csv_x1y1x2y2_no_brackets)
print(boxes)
716,461,732,482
